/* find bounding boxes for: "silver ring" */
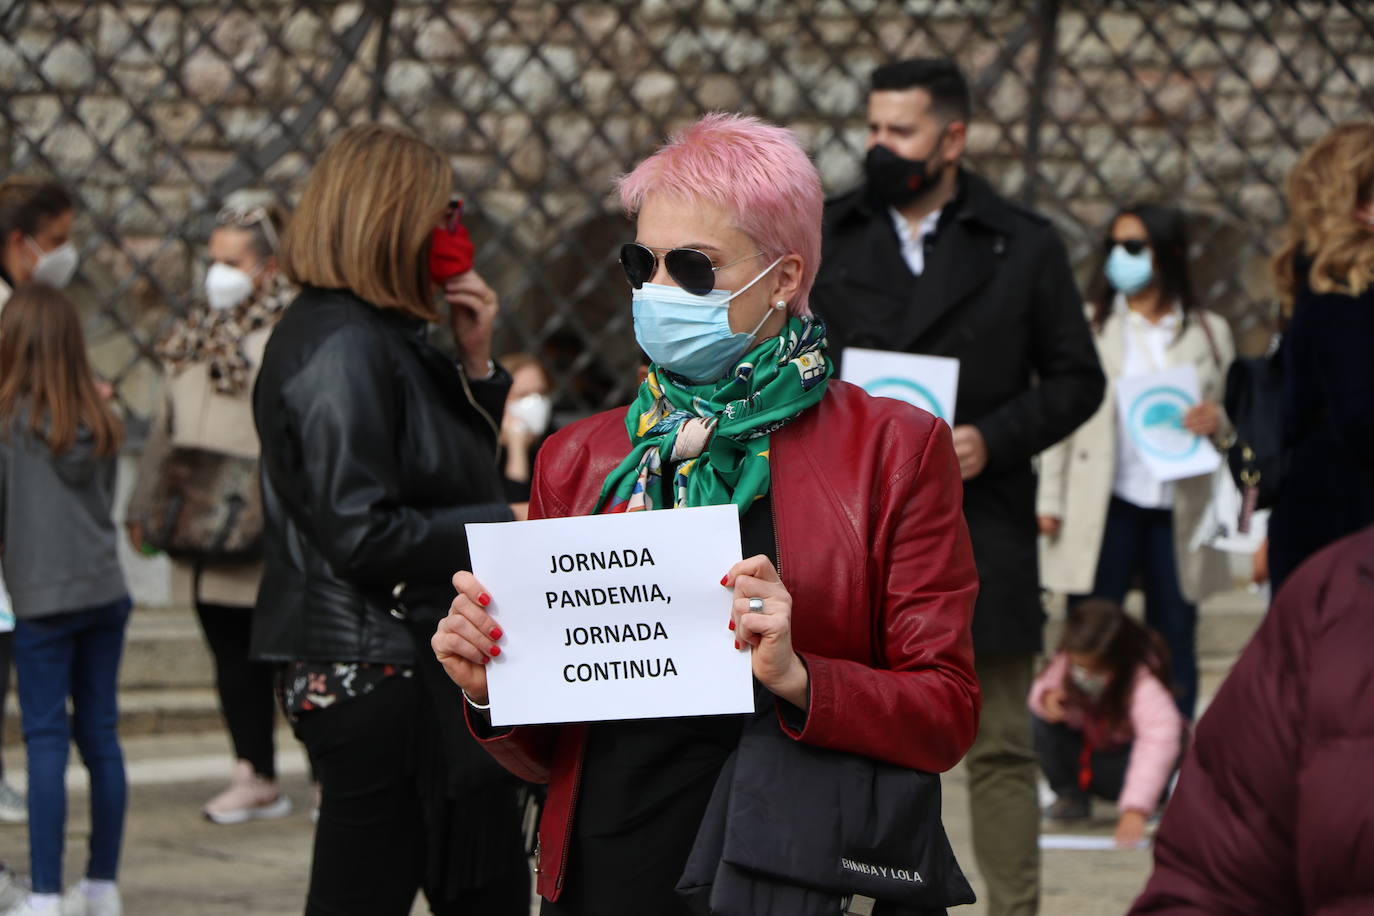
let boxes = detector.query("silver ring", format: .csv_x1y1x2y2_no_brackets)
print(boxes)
748,597,764,613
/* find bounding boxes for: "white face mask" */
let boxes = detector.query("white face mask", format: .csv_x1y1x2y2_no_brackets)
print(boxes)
1069,663,1110,700
507,393,553,437
28,238,78,288
205,262,256,310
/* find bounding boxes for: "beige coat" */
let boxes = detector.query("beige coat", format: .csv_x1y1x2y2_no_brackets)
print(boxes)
1037,308,1234,604
127,328,271,608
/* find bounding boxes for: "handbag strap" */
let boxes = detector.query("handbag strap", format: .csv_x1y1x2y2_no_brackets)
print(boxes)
1195,311,1223,370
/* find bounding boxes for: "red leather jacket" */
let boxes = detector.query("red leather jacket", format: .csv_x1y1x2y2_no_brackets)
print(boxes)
467,380,980,901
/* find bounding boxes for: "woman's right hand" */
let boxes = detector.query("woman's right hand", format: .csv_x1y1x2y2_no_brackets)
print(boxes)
1042,687,1067,723
431,571,504,707
1037,515,1062,538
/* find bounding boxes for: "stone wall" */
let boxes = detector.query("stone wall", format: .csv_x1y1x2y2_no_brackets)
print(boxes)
3,0,1371,419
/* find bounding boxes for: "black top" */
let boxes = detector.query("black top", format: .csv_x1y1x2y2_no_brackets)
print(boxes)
1268,267,1374,592
251,287,514,664
812,169,1105,655
542,494,777,916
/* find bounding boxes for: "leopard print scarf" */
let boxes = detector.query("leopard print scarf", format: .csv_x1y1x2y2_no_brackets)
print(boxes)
156,274,294,395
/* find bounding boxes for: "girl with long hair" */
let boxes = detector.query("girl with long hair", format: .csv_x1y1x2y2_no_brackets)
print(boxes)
1029,599,1184,849
0,284,129,916
0,175,79,830
1038,203,1234,719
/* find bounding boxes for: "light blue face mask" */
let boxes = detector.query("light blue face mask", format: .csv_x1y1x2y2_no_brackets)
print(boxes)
632,255,785,383
1105,244,1155,296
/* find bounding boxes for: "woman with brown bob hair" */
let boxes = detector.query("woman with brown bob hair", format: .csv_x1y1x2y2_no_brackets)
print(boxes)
251,124,529,915
1265,121,1374,593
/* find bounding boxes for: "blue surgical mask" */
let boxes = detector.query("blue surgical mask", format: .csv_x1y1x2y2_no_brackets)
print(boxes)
632,256,784,383
1105,244,1154,295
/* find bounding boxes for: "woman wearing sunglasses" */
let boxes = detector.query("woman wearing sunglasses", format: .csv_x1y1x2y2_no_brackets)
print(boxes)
1037,204,1233,722
433,113,980,914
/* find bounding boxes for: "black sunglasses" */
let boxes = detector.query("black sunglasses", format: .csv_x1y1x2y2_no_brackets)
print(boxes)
619,243,763,297
1105,238,1150,256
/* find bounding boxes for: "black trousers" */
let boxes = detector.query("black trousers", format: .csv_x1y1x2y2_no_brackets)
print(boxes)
1031,716,1131,803
294,674,528,916
1071,497,1198,719
196,601,278,778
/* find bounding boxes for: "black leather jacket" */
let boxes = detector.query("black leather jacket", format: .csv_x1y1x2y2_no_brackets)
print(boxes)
250,286,513,664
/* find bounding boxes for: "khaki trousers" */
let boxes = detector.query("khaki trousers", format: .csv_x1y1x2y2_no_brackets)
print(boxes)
966,652,1040,916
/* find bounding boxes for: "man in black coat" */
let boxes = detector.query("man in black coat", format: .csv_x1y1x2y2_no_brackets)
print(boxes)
812,59,1105,916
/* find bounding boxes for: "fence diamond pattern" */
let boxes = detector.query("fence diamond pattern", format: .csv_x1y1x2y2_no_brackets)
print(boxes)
2,0,1371,429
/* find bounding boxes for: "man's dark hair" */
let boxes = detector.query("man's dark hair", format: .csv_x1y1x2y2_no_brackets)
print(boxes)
870,58,972,123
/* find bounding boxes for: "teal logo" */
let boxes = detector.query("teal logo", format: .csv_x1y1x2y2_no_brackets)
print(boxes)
862,377,948,420
1128,386,1198,460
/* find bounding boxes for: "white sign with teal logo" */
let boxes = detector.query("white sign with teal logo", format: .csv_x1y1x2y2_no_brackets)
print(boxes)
1115,365,1221,482
841,348,960,423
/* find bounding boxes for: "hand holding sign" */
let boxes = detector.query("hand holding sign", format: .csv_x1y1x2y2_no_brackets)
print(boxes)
726,555,809,710
455,506,754,726
1115,366,1221,482
432,570,503,707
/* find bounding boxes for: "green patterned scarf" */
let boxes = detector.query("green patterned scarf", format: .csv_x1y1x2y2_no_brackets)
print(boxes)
596,317,832,514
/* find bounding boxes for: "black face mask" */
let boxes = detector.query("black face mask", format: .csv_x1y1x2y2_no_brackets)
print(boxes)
863,134,947,208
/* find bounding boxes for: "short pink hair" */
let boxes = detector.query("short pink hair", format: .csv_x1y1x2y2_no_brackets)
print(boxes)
617,113,822,317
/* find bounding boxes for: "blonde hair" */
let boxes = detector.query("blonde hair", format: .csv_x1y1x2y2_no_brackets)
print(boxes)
1273,121,1374,311
0,283,122,456
280,124,450,322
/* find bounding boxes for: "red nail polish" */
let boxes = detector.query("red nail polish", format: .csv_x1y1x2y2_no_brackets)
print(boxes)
734,640,740,650
477,593,491,607
728,620,736,631
720,575,729,586
490,626,503,640
489,645,501,657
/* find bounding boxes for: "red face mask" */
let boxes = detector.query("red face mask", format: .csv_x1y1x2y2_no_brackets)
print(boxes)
429,201,474,284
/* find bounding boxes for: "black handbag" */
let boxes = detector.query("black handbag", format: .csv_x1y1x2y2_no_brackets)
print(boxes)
1223,341,1284,521
679,698,974,916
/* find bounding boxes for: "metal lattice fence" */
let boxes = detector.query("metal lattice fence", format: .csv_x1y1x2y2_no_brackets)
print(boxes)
2,0,1372,431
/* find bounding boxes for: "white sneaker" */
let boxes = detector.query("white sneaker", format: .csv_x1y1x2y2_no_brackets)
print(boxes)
60,883,121,916
4,893,60,916
0,783,25,824
202,760,291,825
0,868,26,910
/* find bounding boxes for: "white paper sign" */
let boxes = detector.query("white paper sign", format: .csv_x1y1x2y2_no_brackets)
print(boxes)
466,505,753,727
841,348,960,422
1115,365,1221,482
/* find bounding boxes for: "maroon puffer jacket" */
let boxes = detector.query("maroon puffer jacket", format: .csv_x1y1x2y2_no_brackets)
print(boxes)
1129,524,1374,914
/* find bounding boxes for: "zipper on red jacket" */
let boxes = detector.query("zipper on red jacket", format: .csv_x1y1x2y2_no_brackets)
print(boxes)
555,747,584,892
772,477,784,579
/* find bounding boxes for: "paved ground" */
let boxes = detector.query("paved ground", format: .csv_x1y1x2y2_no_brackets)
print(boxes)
0,727,1156,915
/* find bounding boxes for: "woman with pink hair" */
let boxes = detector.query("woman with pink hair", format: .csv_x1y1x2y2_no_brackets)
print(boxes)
433,113,980,914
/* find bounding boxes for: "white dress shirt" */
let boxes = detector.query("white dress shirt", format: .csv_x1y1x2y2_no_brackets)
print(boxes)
1112,297,1179,509
888,206,943,277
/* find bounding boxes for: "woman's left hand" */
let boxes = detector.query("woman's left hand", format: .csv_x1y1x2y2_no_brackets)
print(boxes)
1183,401,1221,437
725,555,809,710
444,270,499,377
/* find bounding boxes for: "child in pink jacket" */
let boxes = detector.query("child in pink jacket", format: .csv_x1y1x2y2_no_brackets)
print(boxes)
1029,599,1185,848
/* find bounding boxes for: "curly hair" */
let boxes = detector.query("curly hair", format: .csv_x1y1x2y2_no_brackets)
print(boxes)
1273,121,1374,311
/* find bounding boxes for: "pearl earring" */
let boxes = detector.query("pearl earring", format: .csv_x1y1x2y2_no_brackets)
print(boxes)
775,300,787,310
